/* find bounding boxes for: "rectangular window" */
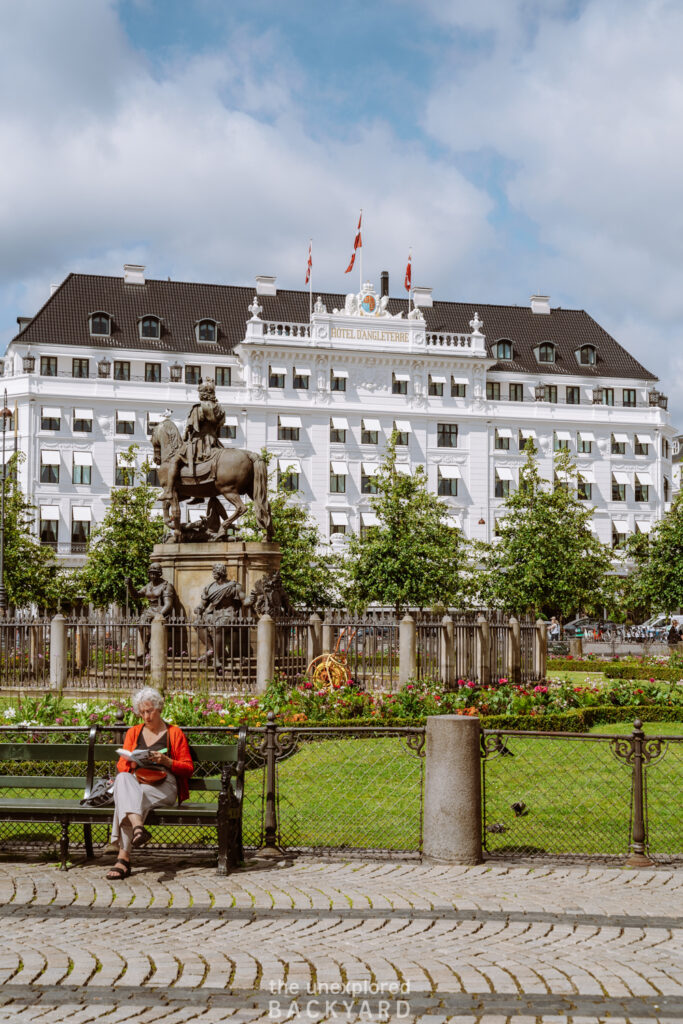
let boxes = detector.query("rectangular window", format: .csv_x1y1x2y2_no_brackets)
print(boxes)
495,430,510,451
518,431,534,450
451,380,466,397
41,408,60,430
115,465,133,486
329,517,347,536
73,411,92,432
635,484,649,502
554,432,570,451
329,468,346,493
293,369,310,390
71,519,90,546
219,424,237,440
554,474,569,493
72,358,89,379
437,423,458,448
268,366,286,388
361,470,378,494
392,373,409,396
611,435,626,455
115,412,135,435
147,467,160,487
73,463,91,485
215,366,232,387
361,420,379,445
603,387,614,406
278,418,300,442
428,376,444,397
278,469,299,492
331,369,347,392
114,360,130,381
145,363,161,383
578,480,592,500
438,476,458,496
40,454,60,484
486,381,500,400
612,480,626,501
509,383,523,402
613,529,628,549
623,388,637,407
330,419,347,443
664,477,670,501
577,437,592,454
635,440,649,456
495,476,510,498
185,365,201,385
545,385,558,403
146,414,162,436
662,438,670,459
566,386,580,404
40,518,58,545
41,356,57,376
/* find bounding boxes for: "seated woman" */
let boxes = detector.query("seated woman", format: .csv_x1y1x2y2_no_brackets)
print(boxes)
106,686,194,880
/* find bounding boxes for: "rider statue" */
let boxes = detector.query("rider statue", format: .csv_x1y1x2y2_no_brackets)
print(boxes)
161,378,226,503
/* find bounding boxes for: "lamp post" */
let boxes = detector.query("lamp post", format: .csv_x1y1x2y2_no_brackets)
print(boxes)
0,389,13,615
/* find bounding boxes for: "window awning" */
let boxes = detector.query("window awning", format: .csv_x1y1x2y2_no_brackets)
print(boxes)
613,520,629,533
429,374,447,383
116,452,132,467
636,520,652,533
270,366,287,375
496,428,513,438
331,416,348,429
519,427,536,438
278,459,301,473
224,415,238,426
613,471,629,484
636,471,652,485
73,451,93,466
41,450,60,465
41,407,60,418
394,420,412,432
555,430,571,441
72,507,91,521
148,412,163,425
331,461,348,475
330,511,348,525
395,464,411,475
362,419,380,431
578,469,595,483
74,408,93,420
636,433,652,444
439,465,461,479
612,432,628,443
331,368,349,378
578,431,595,441
361,512,379,526
279,415,302,428
40,505,60,520
116,410,135,422
451,376,468,384
393,372,411,382
496,467,514,480
294,367,311,376
363,462,379,474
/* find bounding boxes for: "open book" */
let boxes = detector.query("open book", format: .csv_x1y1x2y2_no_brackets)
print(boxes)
117,747,167,766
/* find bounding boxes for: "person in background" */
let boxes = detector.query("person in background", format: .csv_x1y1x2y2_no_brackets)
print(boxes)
548,616,561,640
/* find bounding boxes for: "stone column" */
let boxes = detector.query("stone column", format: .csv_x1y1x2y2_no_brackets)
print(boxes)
307,613,322,667
476,614,490,686
440,615,455,690
149,614,167,693
50,613,67,691
399,613,416,685
535,618,547,679
569,636,583,660
322,613,333,655
509,616,521,685
256,614,275,694
423,715,483,864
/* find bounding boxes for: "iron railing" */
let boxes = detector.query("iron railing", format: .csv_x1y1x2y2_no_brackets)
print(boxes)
0,618,50,688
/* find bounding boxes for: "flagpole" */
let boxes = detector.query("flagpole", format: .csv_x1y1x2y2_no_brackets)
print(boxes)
359,208,363,293
408,246,412,315
309,238,312,319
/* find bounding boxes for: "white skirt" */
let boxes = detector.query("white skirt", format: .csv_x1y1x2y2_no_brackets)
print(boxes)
110,770,178,852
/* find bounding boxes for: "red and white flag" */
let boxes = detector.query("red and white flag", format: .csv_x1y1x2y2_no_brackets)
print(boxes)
345,211,362,273
305,242,312,285
404,253,412,292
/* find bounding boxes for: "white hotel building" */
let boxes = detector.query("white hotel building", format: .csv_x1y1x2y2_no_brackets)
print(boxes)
2,265,675,565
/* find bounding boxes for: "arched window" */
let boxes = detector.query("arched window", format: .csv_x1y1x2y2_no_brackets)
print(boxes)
197,320,217,342
496,340,513,360
538,342,556,363
140,316,161,339
90,313,111,336
579,345,596,365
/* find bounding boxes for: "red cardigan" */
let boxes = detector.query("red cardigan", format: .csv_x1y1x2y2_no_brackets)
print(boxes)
117,723,194,804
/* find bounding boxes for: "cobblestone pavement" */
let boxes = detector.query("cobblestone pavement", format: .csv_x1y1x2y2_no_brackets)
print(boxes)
0,855,680,1023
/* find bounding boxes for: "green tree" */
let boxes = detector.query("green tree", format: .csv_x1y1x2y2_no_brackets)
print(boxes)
1,453,61,610
343,433,471,613
477,442,613,619
79,446,164,608
623,490,683,615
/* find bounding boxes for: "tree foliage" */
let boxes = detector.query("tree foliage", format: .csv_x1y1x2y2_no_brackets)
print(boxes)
79,447,164,608
623,490,683,615
343,434,471,613
476,443,614,619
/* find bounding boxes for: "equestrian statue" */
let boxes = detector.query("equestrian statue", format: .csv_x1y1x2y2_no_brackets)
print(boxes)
151,379,273,543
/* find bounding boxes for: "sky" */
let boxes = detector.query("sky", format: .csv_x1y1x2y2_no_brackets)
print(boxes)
1,0,683,420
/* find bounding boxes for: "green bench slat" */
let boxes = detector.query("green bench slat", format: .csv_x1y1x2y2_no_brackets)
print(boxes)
91,743,239,762
0,744,91,760
0,798,220,817
0,777,86,789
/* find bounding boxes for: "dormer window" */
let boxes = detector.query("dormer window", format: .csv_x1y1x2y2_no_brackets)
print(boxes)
495,340,513,360
579,344,597,365
90,312,111,336
196,319,217,342
538,342,556,364
139,316,161,340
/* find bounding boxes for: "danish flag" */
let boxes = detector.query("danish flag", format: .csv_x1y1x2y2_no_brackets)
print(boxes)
404,253,412,292
345,211,362,273
305,242,312,285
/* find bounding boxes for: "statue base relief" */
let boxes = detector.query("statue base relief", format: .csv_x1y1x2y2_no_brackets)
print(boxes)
151,541,282,621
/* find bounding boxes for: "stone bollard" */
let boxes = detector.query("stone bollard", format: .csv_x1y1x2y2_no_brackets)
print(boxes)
476,614,490,686
322,613,333,656
440,615,455,690
149,614,167,693
509,616,521,686
50,613,67,691
399,613,416,685
423,715,483,864
307,613,322,667
535,617,548,679
569,636,583,660
256,613,275,694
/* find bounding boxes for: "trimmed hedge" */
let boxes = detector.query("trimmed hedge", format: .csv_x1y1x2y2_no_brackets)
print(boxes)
547,657,683,682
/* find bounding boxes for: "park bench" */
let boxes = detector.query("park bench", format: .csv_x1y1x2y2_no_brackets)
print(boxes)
0,725,246,874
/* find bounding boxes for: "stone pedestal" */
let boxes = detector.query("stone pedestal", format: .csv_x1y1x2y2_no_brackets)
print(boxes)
151,541,282,620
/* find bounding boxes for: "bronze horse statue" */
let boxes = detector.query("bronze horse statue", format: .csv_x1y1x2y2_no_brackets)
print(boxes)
152,418,272,542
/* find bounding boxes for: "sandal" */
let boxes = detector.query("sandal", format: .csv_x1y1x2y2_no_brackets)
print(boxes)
132,825,151,849
106,859,131,881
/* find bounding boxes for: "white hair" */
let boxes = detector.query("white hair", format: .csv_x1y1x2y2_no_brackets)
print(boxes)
131,686,165,715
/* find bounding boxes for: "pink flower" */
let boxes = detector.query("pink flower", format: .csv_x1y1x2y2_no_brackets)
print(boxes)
534,685,548,694
649,678,655,683
466,681,476,689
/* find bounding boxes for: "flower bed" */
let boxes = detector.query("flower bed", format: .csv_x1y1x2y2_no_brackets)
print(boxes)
548,655,683,682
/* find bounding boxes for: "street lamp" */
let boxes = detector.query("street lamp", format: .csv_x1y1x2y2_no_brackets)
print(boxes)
534,383,546,401
0,390,13,615
169,362,183,383
592,385,604,404
648,389,661,406
22,352,35,373
97,356,111,378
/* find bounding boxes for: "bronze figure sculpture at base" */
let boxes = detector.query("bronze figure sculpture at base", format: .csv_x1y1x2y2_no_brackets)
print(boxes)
194,562,253,666
126,565,176,660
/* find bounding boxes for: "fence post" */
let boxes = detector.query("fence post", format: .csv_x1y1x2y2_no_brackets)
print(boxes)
423,715,482,864
626,719,654,868
440,615,455,690
75,619,89,673
399,613,416,684
509,616,521,686
322,612,333,654
255,711,283,858
535,617,547,679
50,613,67,691
256,613,275,693
307,612,322,667
149,614,167,693
476,614,490,686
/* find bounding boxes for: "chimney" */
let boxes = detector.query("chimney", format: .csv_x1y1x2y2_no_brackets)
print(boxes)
412,285,433,308
380,271,389,298
16,316,32,332
124,264,146,285
530,294,550,314
50,283,58,296
255,275,277,296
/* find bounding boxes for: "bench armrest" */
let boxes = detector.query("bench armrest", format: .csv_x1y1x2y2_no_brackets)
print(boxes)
219,725,246,805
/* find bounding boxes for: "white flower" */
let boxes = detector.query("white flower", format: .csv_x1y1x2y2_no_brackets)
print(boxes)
73,703,88,713
3,708,17,720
